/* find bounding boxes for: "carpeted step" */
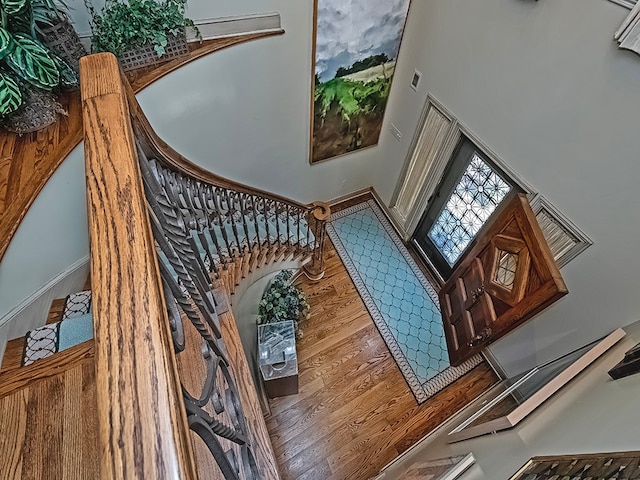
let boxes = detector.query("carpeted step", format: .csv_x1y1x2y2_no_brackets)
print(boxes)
61,290,92,320
23,313,93,366
20,290,93,367
1,293,91,374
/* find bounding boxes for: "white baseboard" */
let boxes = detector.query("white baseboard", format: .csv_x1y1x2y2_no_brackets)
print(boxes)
189,12,282,41
0,256,90,342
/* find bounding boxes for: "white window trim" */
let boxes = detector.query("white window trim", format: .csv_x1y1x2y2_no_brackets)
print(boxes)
528,194,593,268
608,0,636,9
391,94,591,273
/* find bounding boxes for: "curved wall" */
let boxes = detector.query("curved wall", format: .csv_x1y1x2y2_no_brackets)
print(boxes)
0,145,89,321
0,0,394,332
135,0,391,205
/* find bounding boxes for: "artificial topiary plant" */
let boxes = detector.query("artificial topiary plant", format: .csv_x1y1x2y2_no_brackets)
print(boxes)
257,270,310,339
85,0,199,58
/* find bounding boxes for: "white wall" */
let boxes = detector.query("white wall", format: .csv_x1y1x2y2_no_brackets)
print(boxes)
0,145,89,325
134,0,393,205
373,0,640,374
376,323,640,479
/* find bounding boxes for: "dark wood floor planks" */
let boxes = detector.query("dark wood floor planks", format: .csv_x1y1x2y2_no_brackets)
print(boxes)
0,360,98,480
266,238,497,480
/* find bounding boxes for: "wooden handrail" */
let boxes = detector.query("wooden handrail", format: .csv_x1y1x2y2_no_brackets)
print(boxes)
82,48,330,478
81,53,197,480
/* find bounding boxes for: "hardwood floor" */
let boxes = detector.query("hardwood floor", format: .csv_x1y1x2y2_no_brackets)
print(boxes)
265,238,497,480
0,354,98,479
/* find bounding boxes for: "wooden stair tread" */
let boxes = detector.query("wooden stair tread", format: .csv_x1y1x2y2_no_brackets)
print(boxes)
0,337,25,373
47,297,67,324
0,339,95,399
0,356,99,479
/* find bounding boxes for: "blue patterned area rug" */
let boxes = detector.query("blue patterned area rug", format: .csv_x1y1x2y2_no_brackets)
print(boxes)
327,200,482,404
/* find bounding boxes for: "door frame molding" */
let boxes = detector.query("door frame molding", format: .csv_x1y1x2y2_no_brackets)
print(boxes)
391,94,535,242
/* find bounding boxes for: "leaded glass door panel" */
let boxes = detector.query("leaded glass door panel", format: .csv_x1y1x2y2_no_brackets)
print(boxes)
412,137,523,279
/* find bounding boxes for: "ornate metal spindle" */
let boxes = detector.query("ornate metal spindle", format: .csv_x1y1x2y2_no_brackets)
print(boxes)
262,197,271,250
250,195,261,251
223,189,242,256
187,233,213,283
197,229,218,275
285,204,291,247
296,209,303,246
304,210,315,253
239,193,251,255
273,201,281,250
207,188,230,266
246,194,261,270
199,186,226,272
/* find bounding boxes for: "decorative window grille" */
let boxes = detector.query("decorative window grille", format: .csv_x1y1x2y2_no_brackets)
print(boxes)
428,154,512,265
412,137,523,278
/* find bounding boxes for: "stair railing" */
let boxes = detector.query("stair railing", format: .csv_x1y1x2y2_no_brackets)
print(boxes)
121,71,330,283
82,52,329,479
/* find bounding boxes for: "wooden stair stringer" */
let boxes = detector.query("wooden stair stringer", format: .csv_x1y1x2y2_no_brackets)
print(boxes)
0,340,95,399
1,296,76,374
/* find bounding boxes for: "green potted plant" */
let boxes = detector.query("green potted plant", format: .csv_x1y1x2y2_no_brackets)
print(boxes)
0,0,76,133
257,270,311,339
84,0,200,72
33,0,87,75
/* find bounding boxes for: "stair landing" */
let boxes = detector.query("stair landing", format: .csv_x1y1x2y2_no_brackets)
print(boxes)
0,297,98,480
0,359,98,479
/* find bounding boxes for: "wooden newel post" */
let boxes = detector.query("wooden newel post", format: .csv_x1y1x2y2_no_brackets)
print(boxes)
81,53,198,480
303,201,331,281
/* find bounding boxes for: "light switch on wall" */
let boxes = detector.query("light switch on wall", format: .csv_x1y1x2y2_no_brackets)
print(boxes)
410,69,422,91
389,123,402,141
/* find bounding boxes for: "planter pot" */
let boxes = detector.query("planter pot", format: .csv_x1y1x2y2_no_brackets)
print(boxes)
2,89,65,135
118,32,189,73
38,16,87,76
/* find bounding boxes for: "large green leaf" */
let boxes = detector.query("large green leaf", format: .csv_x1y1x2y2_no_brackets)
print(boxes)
50,53,77,88
2,0,29,16
5,34,59,89
0,28,15,61
0,71,23,117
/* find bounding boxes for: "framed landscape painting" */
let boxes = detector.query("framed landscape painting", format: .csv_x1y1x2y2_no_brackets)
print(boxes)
310,0,412,164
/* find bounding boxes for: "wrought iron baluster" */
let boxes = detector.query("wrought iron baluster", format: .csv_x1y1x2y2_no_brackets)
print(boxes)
274,202,281,250
239,193,251,255
262,197,271,250
223,189,242,256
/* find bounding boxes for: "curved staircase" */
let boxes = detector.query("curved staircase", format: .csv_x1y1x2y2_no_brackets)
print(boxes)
0,52,330,480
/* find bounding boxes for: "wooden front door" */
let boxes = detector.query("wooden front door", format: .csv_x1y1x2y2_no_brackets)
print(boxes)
439,193,568,366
